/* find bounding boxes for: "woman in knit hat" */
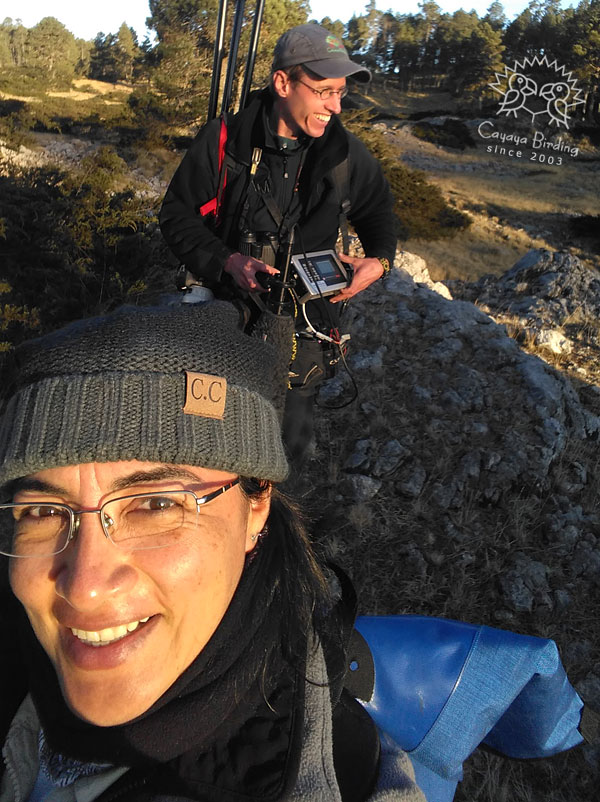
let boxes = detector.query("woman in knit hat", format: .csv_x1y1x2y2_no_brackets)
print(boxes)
0,301,424,802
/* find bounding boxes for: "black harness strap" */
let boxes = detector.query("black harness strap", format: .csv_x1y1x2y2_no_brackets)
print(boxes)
330,157,352,254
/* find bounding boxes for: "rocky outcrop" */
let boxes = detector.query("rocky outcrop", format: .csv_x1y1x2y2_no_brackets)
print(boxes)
321,250,600,513
450,249,600,359
312,248,600,733
452,249,600,328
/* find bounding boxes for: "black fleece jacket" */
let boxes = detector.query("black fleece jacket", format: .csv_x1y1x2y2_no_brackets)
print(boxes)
159,89,396,283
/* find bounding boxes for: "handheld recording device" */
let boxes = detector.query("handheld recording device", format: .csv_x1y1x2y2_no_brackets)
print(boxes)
291,250,351,304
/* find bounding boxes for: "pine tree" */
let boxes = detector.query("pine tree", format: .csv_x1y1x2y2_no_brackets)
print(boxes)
116,23,138,83
142,0,308,125
484,1,507,31
89,33,121,83
566,0,600,122
26,17,78,86
0,23,12,68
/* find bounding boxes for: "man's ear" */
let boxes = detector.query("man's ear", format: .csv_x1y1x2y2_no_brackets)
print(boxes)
272,70,290,99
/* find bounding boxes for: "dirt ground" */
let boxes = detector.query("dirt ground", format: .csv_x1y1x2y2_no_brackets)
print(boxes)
0,78,132,104
353,84,600,282
378,120,600,281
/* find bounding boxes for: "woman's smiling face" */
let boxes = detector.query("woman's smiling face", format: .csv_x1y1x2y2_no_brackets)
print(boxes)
9,460,270,726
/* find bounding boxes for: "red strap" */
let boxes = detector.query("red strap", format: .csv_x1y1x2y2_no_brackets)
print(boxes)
217,115,227,168
199,116,228,218
199,197,217,217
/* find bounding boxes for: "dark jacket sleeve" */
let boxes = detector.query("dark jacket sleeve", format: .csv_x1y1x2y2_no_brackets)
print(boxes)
159,119,235,281
346,132,397,265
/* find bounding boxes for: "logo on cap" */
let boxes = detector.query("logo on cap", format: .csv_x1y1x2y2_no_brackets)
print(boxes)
326,34,345,54
183,372,227,419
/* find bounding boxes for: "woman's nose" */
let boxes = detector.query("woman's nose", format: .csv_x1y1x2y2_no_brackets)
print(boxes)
53,513,137,610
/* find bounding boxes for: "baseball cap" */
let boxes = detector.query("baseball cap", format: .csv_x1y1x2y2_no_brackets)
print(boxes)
272,23,371,83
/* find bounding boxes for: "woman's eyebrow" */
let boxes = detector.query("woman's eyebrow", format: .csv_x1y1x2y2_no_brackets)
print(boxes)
11,477,66,496
110,466,201,492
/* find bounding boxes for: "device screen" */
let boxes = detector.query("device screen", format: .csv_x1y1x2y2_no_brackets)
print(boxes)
304,255,344,285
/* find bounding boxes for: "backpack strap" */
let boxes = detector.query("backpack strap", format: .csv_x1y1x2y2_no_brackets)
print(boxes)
199,115,229,221
330,156,351,254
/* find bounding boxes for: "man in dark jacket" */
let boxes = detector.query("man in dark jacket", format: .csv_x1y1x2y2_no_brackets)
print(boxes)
160,23,396,468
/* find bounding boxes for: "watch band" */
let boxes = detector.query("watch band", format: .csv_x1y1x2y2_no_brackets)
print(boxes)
377,257,391,278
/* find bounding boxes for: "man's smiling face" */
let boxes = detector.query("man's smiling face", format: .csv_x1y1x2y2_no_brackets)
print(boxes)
272,68,346,139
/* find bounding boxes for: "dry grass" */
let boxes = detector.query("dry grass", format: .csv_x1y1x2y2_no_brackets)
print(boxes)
357,84,459,118
406,154,600,281
406,213,544,281
46,80,133,103
1,79,132,105
71,78,132,95
352,83,600,282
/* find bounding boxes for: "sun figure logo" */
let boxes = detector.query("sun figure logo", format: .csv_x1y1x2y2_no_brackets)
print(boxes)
489,55,584,129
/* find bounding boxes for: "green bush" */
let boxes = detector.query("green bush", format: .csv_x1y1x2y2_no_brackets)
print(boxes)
0,68,51,97
412,119,476,151
0,151,173,356
569,214,600,253
343,110,472,240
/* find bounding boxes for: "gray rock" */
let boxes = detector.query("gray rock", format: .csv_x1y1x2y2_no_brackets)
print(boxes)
318,375,347,403
576,673,600,707
412,385,433,403
512,552,549,590
399,543,428,577
344,474,382,502
499,572,535,613
348,346,387,371
557,462,587,496
344,439,374,472
427,337,463,361
570,545,600,581
372,439,411,477
397,462,427,498
553,589,572,612
453,249,600,331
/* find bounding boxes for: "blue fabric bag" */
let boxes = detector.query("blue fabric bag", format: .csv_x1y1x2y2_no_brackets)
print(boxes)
353,615,585,802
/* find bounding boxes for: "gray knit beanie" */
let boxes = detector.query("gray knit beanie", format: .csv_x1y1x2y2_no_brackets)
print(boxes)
0,301,289,485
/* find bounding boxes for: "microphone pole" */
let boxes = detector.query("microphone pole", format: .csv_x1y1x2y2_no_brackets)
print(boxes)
220,0,247,115
239,0,266,111
207,0,228,121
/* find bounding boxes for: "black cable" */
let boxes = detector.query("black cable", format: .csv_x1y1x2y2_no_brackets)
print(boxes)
295,227,358,409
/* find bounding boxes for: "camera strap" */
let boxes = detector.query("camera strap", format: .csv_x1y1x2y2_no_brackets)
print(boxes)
252,146,308,244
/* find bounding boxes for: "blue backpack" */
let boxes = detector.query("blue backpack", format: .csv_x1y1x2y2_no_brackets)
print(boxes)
345,614,596,802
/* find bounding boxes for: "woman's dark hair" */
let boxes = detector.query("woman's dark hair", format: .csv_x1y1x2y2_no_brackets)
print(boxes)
240,478,334,666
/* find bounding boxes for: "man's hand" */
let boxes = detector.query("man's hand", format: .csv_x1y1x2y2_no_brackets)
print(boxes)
224,252,279,293
329,253,384,304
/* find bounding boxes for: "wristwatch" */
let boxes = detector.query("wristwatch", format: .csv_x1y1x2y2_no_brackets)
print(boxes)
377,257,392,279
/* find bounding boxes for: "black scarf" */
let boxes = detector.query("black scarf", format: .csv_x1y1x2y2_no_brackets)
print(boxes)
18,540,306,801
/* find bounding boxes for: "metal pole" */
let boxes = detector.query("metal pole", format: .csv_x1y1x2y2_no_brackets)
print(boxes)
220,0,247,115
273,230,295,317
238,0,266,111
207,0,228,120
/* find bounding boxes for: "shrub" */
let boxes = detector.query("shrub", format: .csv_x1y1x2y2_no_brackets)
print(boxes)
412,119,476,151
0,153,173,358
569,215,600,253
343,110,472,240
